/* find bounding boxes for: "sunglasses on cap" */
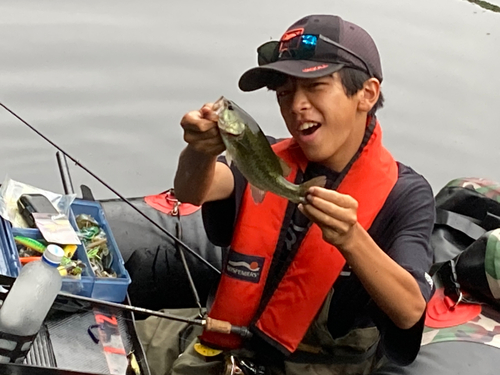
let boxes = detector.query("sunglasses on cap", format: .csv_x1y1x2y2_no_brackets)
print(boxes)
257,34,373,78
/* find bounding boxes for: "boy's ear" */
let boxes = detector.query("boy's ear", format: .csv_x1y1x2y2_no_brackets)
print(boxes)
357,78,380,113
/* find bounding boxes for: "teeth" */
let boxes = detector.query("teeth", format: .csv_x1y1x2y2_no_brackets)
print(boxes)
298,122,319,131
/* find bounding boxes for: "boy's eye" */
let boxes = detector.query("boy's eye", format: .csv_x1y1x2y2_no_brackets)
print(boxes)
276,90,291,98
309,82,324,88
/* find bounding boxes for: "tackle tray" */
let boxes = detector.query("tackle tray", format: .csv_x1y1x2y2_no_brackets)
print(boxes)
10,227,94,298
0,200,131,302
71,199,131,303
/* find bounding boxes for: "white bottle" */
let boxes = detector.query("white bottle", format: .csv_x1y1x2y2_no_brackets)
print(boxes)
0,244,64,363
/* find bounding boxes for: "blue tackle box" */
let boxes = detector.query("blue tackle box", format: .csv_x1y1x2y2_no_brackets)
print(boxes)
71,199,131,302
0,199,131,302
0,213,94,297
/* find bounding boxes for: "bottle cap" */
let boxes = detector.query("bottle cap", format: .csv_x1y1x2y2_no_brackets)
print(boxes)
43,244,65,267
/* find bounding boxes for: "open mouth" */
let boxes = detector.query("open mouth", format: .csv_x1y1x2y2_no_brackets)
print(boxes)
298,122,321,136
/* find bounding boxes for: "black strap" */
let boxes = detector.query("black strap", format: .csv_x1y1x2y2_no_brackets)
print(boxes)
435,208,486,240
482,211,500,231
437,259,462,301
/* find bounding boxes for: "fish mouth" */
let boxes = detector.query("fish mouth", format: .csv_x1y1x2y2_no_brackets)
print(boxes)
297,121,321,136
213,96,228,116
220,128,241,138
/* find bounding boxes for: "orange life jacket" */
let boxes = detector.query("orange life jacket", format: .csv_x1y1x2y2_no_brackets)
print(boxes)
201,120,398,354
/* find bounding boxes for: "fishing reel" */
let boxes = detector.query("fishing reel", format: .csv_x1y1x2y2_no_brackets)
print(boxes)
223,355,266,375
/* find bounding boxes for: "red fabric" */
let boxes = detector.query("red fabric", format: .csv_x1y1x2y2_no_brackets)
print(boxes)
201,160,296,349
254,223,344,353
202,121,398,353
144,191,200,216
425,288,482,328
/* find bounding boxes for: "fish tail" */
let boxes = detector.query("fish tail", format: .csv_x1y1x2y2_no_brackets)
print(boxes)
298,175,327,201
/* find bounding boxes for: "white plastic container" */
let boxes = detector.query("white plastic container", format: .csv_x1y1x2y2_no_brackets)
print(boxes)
0,244,64,363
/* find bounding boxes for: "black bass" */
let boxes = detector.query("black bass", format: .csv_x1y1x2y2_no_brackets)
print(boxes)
214,96,326,204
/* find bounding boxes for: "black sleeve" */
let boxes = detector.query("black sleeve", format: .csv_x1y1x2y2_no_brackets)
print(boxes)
370,166,436,365
201,157,246,247
383,173,436,303
201,135,281,247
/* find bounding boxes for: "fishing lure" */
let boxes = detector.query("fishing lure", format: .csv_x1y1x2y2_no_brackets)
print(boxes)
63,244,78,258
14,236,46,253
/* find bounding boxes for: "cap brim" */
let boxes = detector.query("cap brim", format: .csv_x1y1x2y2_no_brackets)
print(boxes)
238,60,344,92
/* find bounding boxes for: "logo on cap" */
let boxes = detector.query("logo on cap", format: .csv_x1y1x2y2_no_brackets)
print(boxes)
303,64,329,73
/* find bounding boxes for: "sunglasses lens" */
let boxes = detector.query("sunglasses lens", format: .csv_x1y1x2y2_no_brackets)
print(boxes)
297,35,317,59
257,41,279,66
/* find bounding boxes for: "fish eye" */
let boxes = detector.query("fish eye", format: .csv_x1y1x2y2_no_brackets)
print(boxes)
227,103,234,111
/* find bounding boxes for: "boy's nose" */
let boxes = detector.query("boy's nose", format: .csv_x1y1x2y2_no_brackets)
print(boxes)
291,88,311,114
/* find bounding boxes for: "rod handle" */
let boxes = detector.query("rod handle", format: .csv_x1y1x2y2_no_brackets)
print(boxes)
205,318,253,339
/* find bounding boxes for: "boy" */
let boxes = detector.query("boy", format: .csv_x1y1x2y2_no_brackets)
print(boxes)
150,14,435,375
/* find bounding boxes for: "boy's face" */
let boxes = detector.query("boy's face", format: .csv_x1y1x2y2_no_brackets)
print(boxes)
276,72,367,172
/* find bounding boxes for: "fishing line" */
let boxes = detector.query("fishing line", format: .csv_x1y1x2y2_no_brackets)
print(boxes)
0,102,220,276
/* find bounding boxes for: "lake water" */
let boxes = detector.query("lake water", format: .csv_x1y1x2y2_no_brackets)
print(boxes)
0,0,499,200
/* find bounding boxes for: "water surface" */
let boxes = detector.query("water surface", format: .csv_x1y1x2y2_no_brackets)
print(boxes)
0,0,499,199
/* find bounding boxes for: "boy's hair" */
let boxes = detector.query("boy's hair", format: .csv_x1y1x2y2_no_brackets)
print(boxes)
338,68,384,117
267,69,384,117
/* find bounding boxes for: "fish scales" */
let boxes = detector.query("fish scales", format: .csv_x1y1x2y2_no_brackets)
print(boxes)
231,123,301,200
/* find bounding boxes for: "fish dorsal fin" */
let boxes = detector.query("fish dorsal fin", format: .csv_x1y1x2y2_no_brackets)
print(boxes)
279,157,292,177
250,184,266,204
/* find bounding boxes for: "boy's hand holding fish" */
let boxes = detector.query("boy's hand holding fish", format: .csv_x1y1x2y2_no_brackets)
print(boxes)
180,103,225,157
175,103,234,205
299,186,359,250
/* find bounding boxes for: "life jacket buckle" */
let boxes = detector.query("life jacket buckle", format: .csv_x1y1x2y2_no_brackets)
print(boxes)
165,189,181,216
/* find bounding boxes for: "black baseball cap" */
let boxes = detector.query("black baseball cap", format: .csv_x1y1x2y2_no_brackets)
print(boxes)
238,14,383,92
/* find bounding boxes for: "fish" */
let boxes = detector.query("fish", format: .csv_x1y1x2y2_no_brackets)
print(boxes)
214,96,326,204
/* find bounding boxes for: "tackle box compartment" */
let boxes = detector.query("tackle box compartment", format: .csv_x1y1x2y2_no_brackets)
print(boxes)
71,199,131,303
9,225,94,297
0,218,21,277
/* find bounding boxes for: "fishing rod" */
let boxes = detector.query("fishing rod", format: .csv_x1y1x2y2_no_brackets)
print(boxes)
57,291,252,339
0,274,250,339
0,102,220,276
